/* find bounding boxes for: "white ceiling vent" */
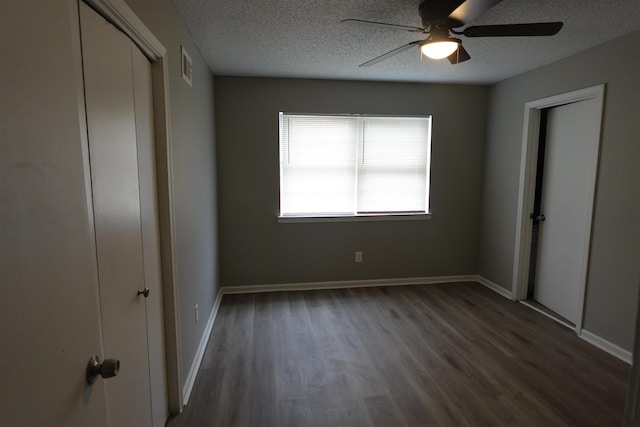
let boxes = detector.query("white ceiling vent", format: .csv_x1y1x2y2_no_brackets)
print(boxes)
181,46,192,87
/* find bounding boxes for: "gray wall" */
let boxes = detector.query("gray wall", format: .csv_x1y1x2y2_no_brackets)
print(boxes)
215,77,488,286
125,0,220,384
479,30,640,351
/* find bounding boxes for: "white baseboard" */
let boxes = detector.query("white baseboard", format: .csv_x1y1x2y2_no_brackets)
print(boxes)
579,329,632,365
182,289,224,404
222,275,515,302
474,275,513,300
221,275,480,294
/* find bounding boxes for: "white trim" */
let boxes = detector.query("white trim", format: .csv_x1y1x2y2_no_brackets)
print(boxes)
475,276,513,299
83,0,165,60
278,213,432,223
511,84,605,335
580,329,632,365
83,0,183,413
151,50,183,415
182,290,223,404
153,55,183,414
624,286,640,425
222,275,478,294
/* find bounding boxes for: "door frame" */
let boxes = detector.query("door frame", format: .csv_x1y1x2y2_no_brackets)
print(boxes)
511,84,605,334
83,0,184,413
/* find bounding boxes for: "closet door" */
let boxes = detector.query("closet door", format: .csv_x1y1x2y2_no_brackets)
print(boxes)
533,98,601,323
0,2,109,425
131,27,170,427
80,3,166,425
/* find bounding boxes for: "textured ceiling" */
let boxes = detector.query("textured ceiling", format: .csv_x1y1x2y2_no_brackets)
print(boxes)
170,0,640,84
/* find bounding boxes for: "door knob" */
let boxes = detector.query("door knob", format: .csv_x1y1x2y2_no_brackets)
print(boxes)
530,213,546,222
87,356,120,385
137,287,150,298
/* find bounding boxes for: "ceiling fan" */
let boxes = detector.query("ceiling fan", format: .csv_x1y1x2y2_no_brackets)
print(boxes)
342,0,563,66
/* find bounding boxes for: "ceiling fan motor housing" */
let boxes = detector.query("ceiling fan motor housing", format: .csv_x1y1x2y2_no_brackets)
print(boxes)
426,27,456,42
418,0,464,30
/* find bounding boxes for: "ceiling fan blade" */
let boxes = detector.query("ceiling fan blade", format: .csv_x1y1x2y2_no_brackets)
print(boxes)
449,0,504,25
341,19,424,33
419,0,467,21
359,41,422,67
462,22,564,37
448,45,471,64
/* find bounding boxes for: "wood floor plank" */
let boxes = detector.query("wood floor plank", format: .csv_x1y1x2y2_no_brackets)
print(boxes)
364,394,410,427
168,282,629,427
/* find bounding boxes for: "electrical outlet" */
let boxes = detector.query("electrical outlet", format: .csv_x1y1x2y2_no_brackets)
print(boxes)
194,304,199,324
355,251,363,263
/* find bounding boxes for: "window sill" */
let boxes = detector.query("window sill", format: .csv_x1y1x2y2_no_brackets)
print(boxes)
277,213,432,223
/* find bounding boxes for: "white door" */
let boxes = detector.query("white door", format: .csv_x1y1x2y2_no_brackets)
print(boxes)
0,2,111,425
131,27,170,427
80,3,167,426
534,98,601,323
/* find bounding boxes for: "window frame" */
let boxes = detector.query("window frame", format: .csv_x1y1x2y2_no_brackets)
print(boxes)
278,112,433,223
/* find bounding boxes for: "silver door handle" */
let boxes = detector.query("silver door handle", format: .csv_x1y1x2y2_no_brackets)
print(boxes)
536,214,546,222
137,287,150,298
87,356,120,384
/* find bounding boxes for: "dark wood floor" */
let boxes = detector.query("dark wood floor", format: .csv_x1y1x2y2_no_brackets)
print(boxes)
168,282,629,427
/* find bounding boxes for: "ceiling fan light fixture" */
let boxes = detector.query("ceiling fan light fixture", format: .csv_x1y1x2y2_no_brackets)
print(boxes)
420,39,460,59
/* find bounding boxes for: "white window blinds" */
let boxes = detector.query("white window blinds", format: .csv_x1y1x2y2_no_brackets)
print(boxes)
279,113,431,216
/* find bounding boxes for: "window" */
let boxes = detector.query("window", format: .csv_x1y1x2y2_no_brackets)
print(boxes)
279,113,432,220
